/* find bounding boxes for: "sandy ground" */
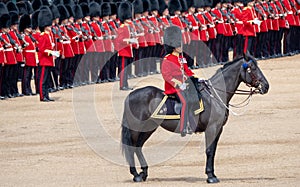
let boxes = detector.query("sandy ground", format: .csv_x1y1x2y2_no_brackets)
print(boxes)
1,55,300,187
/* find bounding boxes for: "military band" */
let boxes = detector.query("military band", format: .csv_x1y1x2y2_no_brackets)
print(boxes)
0,0,299,101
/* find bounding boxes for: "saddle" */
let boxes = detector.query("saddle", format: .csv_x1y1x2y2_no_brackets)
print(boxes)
151,94,204,120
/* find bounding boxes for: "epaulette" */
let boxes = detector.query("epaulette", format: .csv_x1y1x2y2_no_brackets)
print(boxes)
40,32,45,35
120,24,125,28
243,7,250,10
164,54,170,59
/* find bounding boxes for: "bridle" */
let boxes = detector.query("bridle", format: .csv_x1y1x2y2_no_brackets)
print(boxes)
205,59,262,116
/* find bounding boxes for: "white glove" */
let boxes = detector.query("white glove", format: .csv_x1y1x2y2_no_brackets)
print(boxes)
179,83,187,91
129,38,138,44
51,51,60,57
253,18,261,25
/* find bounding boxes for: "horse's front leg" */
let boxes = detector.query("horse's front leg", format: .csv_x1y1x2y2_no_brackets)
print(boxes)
205,126,223,183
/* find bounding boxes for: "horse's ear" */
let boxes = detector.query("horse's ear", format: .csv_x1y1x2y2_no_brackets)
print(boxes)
243,52,250,61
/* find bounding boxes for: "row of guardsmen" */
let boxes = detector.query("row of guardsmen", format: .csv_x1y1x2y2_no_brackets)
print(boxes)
0,0,299,101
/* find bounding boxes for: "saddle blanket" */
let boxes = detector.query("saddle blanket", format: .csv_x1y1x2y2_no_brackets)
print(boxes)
151,95,204,120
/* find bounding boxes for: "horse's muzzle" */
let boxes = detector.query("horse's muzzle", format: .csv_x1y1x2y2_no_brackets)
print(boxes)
258,81,269,94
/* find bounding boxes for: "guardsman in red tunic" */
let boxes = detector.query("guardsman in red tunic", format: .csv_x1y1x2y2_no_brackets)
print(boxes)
19,14,38,96
148,0,162,74
161,26,198,136
100,2,114,83
89,2,106,83
108,2,119,82
37,9,60,102
241,0,260,55
50,4,64,91
57,4,75,89
80,3,95,84
158,0,171,44
231,0,245,58
185,0,201,69
71,4,87,86
8,11,24,97
133,0,148,77
211,2,227,62
115,1,137,90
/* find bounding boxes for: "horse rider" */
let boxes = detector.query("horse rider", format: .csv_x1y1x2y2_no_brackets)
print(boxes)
161,25,202,137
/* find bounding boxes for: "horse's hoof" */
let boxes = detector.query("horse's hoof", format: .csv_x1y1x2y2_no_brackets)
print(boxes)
206,177,220,183
133,175,143,182
139,171,148,181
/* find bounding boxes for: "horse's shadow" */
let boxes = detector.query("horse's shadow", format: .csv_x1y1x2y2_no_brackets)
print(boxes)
124,177,276,183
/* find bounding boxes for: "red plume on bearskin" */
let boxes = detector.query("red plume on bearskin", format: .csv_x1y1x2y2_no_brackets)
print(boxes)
118,1,132,23
19,14,32,33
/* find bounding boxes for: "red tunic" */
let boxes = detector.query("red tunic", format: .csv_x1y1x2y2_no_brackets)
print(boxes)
2,33,16,65
134,19,148,48
185,13,200,41
221,8,234,36
196,13,209,41
89,21,105,52
254,3,268,32
9,30,24,62
0,35,6,64
270,2,280,31
148,15,162,44
81,22,95,52
241,7,257,36
140,16,156,46
72,23,86,55
204,11,217,39
231,6,245,34
275,0,289,28
38,31,55,67
115,23,133,57
282,0,296,26
161,52,194,95
102,21,114,52
22,34,37,67
60,25,75,58
159,16,171,41
211,8,227,35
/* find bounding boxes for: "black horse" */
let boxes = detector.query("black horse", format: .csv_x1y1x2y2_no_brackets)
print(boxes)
121,55,269,183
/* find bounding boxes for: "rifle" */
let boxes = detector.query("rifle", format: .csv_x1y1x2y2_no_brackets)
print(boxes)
254,4,267,20
0,34,12,48
289,0,299,15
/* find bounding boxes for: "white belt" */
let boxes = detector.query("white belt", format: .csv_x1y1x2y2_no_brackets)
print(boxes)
0,47,3,51
25,50,36,53
193,26,199,30
216,20,224,23
4,48,13,52
288,11,293,15
181,29,185,33
63,41,71,44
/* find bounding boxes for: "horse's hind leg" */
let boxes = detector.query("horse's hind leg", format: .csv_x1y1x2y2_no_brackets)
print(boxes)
136,147,148,181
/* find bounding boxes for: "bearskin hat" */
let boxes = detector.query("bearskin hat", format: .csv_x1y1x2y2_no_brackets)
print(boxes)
195,0,205,8
74,4,84,20
164,26,182,53
0,2,9,16
57,5,70,21
78,0,90,4
19,14,32,32
31,10,39,29
52,0,64,5
101,2,111,17
0,14,10,29
9,11,19,25
25,1,34,15
186,0,195,8
6,2,19,14
158,0,168,15
16,2,28,15
64,0,75,6
118,1,132,23
204,0,213,7
179,0,188,12
142,0,150,12
38,9,53,29
32,0,42,11
94,0,103,5
221,0,232,3
168,0,182,15
110,3,117,15
80,3,90,17
149,0,159,11
89,2,101,17
242,0,253,6
133,0,143,14
65,5,75,18
50,4,61,19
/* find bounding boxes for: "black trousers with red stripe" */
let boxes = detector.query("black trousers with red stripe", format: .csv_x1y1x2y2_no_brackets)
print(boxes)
118,56,132,89
38,66,51,100
243,36,255,55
